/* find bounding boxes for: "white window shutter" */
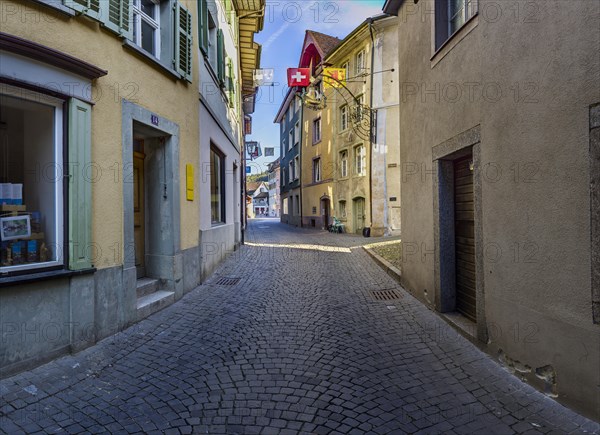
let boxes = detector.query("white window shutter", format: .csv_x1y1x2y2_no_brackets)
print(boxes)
103,0,133,39
174,1,193,82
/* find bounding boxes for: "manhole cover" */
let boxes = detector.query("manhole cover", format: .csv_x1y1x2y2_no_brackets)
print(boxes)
370,289,401,301
216,277,241,286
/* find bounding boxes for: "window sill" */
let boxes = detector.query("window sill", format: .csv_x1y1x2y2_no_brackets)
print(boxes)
431,13,479,68
211,222,227,227
31,0,76,16
122,40,183,81
0,267,96,288
312,140,322,146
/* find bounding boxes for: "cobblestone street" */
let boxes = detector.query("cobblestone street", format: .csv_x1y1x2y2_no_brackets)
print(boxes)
1,219,598,434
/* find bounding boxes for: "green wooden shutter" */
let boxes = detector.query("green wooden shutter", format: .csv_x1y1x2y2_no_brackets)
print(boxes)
227,58,235,108
174,1,193,82
198,0,209,55
104,0,133,39
64,0,101,20
68,99,92,271
217,29,225,86
225,0,232,24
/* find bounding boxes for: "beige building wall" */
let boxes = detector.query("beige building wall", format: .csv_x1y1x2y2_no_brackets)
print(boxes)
394,0,600,418
1,0,200,265
329,38,371,235
301,100,334,229
326,18,400,237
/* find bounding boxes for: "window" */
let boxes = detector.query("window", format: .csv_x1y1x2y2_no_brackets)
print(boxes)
313,158,322,183
295,96,301,113
288,106,293,122
339,200,347,218
341,61,349,79
281,168,286,186
294,122,300,147
283,197,288,214
355,50,365,75
313,118,321,144
295,195,300,216
133,0,160,57
294,157,300,180
202,4,226,87
340,150,348,178
289,161,294,182
340,105,349,131
0,88,70,273
210,146,225,224
355,145,366,176
289,130,294,151
435,0,479,50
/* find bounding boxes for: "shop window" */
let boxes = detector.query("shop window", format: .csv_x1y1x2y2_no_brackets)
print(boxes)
1,89,65,273
210,146,225,224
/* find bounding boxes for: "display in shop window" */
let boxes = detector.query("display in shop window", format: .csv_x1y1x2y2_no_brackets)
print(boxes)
0,215,31,240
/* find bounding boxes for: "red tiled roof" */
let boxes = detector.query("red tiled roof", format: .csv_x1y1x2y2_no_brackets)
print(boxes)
307,30,342,57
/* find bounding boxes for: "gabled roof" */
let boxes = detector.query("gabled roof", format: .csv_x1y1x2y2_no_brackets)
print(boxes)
274,30,341,123
299,30,342,68
246,181,260,194
306,30,342,60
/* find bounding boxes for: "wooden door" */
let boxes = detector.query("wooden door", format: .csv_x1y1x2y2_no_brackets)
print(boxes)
133,151,145,278
354,198,365,233
322,199,330,229
454,155,476,321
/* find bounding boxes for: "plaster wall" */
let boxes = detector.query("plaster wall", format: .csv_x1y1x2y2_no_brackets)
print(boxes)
301,104,334,229
396,0,600,418
1,0,201,265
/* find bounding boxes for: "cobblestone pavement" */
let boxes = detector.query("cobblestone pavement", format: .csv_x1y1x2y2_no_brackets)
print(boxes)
1,219,599,434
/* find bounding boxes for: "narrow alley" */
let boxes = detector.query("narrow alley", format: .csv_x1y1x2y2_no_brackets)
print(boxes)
0,220,597,434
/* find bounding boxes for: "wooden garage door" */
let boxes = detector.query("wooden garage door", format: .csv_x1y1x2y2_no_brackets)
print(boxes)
454,155,476,321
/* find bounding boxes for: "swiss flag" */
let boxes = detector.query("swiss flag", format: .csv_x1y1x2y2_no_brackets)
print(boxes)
287,68,311,87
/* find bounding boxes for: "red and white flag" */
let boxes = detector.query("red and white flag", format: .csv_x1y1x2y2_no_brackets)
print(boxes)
287,68,311,87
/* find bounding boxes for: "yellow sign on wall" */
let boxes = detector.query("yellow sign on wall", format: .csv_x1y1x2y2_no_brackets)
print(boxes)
186,164,194,201
323,68,346,89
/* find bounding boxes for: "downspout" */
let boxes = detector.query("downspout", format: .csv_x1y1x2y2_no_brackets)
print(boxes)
368,19,375,232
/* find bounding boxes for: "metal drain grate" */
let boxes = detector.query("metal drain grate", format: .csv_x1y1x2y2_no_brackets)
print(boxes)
216,277,241,286
370,288,401,301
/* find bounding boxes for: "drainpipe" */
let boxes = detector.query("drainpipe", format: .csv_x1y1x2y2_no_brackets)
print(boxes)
368,19,375,232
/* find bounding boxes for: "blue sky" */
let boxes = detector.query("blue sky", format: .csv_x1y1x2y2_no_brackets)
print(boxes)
246,0,385,174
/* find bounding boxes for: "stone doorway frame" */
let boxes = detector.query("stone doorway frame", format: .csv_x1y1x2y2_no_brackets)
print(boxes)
121,100,182,302
432,125,487,342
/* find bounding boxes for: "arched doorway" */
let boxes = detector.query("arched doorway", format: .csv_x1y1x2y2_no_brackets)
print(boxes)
353,197,366,234
321,197,330,229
